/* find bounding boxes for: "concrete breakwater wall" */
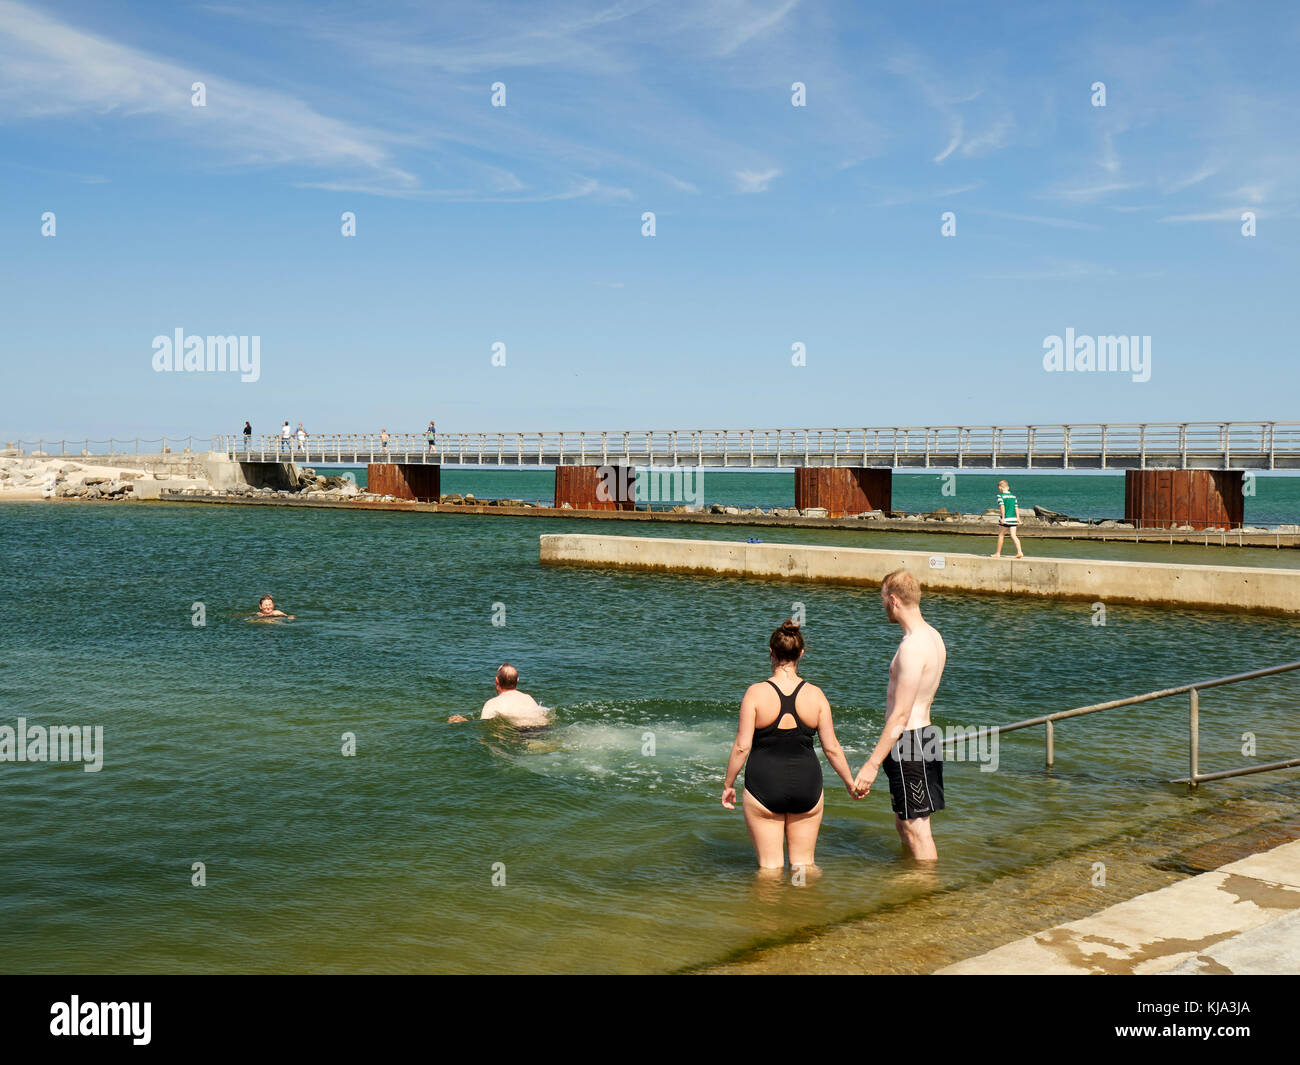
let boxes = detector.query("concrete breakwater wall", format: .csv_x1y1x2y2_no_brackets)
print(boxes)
539,534,1300,615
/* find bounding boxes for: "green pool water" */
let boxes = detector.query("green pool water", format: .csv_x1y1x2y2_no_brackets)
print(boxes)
2,501,1297,973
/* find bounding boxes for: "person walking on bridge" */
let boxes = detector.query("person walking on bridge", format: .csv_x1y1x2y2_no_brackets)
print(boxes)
279,421,291,454
242,421,252,452
426,420,437,454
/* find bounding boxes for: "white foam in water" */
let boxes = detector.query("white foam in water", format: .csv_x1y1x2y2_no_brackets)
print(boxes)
497,707,733,794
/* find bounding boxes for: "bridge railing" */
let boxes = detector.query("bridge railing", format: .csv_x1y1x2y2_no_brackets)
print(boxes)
16,423,1300,464
8,437,204,456
208,421,1300,467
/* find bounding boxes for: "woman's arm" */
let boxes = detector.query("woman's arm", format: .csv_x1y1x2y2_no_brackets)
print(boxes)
721,687,758,809
813,692,857,794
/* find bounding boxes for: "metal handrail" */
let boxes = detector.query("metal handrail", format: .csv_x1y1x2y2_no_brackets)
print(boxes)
9,437,199,456
194,420,1300,470
17,422,1297,472
942,660,1300,789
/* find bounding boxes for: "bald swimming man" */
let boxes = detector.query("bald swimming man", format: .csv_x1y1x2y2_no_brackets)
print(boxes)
448,664,551,728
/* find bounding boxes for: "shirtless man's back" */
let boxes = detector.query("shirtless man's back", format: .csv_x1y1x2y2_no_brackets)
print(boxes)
480,686,549,728
888,621,946,731
448,664,550,728
854,569,946,860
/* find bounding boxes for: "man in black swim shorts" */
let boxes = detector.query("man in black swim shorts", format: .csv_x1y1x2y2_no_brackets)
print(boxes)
881,725,944,821
853,569,948,860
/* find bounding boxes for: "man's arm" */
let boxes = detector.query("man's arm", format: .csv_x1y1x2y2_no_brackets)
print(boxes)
854,640,925,793
450,700,494,725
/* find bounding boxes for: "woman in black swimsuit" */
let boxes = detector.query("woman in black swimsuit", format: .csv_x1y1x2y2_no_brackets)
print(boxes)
721,620,857,871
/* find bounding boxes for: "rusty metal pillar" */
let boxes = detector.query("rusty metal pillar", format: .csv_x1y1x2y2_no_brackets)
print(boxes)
554,465,637,511
794,467,891,517
366,463,440,501
1123,469,1243,530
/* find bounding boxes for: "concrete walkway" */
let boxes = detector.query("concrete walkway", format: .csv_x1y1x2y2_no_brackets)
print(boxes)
939,838,1300,974
540,533,1300,614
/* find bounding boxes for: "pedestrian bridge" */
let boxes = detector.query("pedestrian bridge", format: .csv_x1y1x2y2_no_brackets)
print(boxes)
209,421,1296,529
220,421,1300,471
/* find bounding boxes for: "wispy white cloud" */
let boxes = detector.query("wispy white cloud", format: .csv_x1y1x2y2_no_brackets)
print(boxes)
887,52,1014,166
735,168,780,193
870,183,980,208
981,258,1119,282
932,119,962,164
973,209,1097,231
299,176,633,203
1163,164,1217,193
1233,183,1270,204
0,0,414,184
1159,207,1254,223
1043,182,1143,203
708,0,803,57
960,114,1015,158
1098,129,1121,174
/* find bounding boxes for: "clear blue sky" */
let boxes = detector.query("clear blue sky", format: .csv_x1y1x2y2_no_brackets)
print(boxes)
2,0,1297,440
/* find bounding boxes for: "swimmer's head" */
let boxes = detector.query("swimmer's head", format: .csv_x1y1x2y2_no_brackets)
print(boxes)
769,619,804,664
258,594,275,613
495,663,519,691
880,569,921,621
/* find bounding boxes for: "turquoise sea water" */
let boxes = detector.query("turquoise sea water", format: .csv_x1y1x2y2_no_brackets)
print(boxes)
330,468,1300,526
2,502,1299,973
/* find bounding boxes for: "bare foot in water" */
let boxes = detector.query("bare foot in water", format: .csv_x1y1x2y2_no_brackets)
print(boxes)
790,862,823,884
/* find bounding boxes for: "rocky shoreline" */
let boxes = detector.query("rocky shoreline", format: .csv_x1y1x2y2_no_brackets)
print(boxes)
168,481,1298,536
1,451,151,501
7,452,1296,540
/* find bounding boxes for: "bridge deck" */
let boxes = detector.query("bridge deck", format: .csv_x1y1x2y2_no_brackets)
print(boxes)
218,422,1300,471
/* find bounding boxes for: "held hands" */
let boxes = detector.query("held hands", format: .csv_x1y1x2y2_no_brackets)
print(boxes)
851,761,879,800
721,785,737,810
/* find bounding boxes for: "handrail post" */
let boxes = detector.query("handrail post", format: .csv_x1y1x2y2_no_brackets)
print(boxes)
1189,688,1199,790
1045,718,1054,767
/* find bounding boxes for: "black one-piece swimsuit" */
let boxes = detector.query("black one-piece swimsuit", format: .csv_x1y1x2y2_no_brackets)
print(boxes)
743,680,824,814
